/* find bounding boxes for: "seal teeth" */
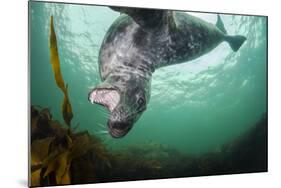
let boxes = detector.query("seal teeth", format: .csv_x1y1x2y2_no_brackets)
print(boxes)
96,97,103,104
89,93,95,104
89,88,120,112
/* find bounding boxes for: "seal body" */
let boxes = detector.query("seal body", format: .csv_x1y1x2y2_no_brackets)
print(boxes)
89,8,246,138
155,12,225,67
99,12,225,75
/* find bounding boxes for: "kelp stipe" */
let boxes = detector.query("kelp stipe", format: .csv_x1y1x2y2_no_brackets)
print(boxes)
49,16,73,127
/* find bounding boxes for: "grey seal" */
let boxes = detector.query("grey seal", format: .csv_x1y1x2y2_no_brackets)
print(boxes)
88,7,246,138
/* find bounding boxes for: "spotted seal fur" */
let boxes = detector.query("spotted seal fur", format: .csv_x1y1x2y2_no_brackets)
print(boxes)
88,7,246,138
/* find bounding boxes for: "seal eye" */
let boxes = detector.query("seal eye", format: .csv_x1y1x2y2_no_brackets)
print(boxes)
137,97,144,105
137,97,145,111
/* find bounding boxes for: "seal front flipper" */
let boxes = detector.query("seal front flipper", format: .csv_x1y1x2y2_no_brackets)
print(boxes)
110,6,170,30
216,14,247,51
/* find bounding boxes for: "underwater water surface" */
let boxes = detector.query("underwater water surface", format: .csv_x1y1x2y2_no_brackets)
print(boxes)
30,2,267,156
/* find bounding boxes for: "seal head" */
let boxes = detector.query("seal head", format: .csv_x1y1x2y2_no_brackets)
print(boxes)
89,74,150,138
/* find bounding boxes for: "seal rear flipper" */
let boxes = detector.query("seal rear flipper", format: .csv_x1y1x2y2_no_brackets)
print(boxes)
110,6,169,30
225,35,247,52
215,14,247,52
216,14,227,34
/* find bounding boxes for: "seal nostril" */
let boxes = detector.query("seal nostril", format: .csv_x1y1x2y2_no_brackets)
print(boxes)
108,121,131,138
112,122,129,130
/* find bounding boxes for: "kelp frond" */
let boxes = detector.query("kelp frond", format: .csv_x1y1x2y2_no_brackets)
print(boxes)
49,16,73,127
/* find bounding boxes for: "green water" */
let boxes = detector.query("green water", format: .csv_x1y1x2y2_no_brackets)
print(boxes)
29,2,267,155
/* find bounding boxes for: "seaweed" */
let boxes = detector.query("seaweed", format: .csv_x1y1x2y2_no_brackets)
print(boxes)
30,106,111,186
30,104,267,186
49,16,73,127
30,16,112,187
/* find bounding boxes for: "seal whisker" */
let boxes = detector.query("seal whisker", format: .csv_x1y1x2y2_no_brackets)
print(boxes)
95,128,105,134
101,113,110,119
98,110,110,118
94,124,108,133
98,110,109,116
98,123,106,128
98,107,109,114
102,134,112,144
96,130,108,136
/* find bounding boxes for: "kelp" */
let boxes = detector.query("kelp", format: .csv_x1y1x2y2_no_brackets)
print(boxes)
31,103,267,186
30,106,71,186
31,106,58,142
31,137,53,187
30,16,112,186
30,106,112,186
49,16,73,127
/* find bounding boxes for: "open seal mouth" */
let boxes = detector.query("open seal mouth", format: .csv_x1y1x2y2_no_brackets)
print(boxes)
89,88,128,138
88,88,120,112
88,88,136,138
